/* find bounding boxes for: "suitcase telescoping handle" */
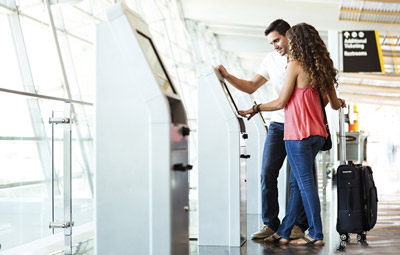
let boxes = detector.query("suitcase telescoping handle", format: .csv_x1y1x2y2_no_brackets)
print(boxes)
339,108,347,165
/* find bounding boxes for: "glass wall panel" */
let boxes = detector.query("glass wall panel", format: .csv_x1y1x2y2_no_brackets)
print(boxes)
20,18,64,97
63,34,94,104
0,94,34,137
0,15,23,91
17,1,48,24
0,89,94,250
76,0,111,21
0,92,53,250
57,4,95,42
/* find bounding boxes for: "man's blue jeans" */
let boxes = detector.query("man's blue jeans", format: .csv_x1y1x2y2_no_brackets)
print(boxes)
277,135,325,240
261,122,308,232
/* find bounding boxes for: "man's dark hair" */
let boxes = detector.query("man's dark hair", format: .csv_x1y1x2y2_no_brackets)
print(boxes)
264,19,291,37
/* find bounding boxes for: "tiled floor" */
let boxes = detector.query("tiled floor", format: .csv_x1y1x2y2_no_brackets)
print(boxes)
189,181,400,255
46,178,400,255
6,141,400,255
51,239,94,255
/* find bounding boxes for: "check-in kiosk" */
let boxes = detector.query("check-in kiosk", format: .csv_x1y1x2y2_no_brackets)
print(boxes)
95,3,190,255
230,89,288,219
198,67,248,247
228,88,266,215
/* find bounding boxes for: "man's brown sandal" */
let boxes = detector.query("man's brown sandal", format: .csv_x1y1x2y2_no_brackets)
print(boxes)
290,235,324,246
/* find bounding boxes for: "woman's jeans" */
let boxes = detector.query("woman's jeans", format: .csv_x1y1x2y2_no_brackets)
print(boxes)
261,122,309,232
277,135,325,240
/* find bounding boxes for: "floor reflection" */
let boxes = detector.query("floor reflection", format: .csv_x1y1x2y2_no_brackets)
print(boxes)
20,136,400,255
193,186,400,255
55,188,400,255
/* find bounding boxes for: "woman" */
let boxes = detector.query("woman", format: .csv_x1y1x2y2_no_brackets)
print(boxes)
239,23,346,246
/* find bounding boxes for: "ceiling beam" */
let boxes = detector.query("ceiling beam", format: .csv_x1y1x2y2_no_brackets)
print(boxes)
0,3,16,14
338,18,400,25
340,83,400,97
340,92,400,106
216,34,270,53
357,0,400,3
205,22,265,32
382,50,400,57
339,72,400,81
340,7,400,16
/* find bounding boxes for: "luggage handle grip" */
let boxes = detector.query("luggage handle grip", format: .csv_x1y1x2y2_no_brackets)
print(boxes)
339,108,346,165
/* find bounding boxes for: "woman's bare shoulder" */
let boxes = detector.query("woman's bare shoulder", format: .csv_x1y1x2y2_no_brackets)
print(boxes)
287,60,303,75
288,60,302,69
288,60,309,87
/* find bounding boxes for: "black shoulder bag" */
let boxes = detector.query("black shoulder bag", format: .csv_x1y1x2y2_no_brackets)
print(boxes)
318,89,332,151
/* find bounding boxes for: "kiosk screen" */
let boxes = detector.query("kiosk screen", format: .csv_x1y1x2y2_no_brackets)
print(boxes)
136,31,175,94
214,68,241,117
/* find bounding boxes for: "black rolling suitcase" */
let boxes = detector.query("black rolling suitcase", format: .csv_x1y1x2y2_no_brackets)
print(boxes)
336,108,378,248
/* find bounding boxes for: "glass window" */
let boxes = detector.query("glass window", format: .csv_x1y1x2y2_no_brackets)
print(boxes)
67,35,94,102
20,17,64,98
0,15,23,91
0,92,52,249
0,1,96,250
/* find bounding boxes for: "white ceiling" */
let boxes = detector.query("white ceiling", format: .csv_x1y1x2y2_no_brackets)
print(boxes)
179,0,400,106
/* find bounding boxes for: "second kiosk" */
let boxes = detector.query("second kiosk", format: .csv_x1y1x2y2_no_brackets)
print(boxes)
198,67,249,247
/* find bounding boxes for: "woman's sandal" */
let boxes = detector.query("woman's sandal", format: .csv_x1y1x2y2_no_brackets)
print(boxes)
290,235,325,246
264,234,289,244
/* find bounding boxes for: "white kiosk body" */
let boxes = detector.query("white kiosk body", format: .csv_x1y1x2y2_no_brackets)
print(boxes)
198,67,248,247
230,90,288,219
229,89,266,215
95,3,190,255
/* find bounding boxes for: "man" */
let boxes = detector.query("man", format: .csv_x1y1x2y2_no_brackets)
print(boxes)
216,19,308,240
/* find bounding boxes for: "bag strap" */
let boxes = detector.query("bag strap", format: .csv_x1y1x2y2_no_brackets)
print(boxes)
318,89,329,130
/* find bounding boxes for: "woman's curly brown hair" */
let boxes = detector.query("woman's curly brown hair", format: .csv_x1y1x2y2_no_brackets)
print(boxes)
286,23,338,94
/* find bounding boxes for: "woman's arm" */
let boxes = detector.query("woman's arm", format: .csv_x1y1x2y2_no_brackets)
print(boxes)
238,61,299,120
326,84,346,110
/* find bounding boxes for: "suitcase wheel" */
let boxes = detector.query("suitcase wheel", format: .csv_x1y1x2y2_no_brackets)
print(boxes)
337,240,347,250
357,232,366,242
337,233,349,250
340,233,349,241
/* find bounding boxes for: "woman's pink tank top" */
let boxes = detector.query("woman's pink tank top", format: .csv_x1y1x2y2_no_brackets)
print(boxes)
284,86,328,140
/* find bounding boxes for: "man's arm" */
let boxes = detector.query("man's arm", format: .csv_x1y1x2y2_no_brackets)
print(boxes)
238,61,299,120
216,65,267,94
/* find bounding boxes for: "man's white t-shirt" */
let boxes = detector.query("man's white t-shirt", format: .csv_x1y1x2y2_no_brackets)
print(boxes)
256,51,287,123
